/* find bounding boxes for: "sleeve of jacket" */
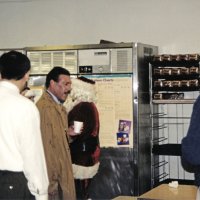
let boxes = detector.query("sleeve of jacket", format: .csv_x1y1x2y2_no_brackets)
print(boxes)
181,95,200,172
36,100,57,182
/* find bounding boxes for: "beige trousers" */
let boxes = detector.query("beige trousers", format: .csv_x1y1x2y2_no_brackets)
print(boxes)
196,187,200,200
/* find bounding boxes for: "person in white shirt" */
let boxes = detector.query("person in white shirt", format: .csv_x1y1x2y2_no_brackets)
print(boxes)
0,51,49,200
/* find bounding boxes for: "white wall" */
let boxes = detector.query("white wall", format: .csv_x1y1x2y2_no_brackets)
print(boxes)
0,0,200,54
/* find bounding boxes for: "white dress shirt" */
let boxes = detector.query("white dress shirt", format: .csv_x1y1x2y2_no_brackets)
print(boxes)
0,81,49,200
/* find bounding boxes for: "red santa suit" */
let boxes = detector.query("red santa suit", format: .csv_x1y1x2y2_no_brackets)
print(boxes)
64,77,100,199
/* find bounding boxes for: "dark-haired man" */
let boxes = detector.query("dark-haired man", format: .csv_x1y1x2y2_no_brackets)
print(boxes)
0,51,49,200
36,67,76,200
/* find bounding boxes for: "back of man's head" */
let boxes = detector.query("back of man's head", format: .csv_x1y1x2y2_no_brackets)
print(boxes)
45,66,70,88
0,50,31,80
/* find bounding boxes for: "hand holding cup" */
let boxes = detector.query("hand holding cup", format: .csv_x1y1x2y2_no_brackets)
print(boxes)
74,121,83,135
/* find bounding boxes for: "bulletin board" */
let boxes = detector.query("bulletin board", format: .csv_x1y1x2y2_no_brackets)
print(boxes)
84,74,134,148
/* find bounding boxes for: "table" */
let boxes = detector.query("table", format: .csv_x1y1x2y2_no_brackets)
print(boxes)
112,196,137,200
138,184,197,200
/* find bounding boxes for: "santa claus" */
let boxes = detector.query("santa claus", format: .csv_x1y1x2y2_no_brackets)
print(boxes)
64,76,100,200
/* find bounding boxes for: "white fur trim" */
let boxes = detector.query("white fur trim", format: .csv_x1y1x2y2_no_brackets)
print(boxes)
70,78,97,103
64,78,97,112
72,162,100,179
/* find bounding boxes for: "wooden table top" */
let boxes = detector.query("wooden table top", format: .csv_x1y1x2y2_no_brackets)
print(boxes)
138,184,197,200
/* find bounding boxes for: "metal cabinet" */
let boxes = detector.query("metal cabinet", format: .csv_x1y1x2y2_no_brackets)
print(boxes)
25,42,158,197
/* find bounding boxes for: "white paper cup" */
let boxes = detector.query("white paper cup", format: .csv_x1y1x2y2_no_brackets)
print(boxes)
74,121,83,134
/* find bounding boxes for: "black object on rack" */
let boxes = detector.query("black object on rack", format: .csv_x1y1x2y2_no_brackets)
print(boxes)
152,144,182,156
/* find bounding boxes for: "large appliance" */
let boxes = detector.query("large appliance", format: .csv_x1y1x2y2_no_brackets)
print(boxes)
25,42,158,198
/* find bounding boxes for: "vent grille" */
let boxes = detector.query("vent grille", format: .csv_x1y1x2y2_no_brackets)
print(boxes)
64,51,77,73
53,52,64,67
27,50,78,74
41,52,51,72
28,52,40,73
111,48,132,73
117,50,129,71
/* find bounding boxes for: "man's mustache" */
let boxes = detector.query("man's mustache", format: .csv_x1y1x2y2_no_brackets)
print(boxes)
64,90,71,95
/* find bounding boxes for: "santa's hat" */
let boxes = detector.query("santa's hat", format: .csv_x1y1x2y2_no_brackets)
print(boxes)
64,76,97,112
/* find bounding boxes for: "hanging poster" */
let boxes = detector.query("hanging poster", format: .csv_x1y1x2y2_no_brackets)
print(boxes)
84,74,134,148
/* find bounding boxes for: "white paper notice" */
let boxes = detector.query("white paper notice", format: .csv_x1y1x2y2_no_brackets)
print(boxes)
91,75,133,147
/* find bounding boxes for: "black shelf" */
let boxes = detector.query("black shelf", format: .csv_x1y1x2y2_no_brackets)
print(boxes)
152,144,182,156
150,60,200,67
153,86,200,91
153,74,199,80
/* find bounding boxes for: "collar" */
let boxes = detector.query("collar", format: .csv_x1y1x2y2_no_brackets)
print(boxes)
0,80,20,94
46,90,61,104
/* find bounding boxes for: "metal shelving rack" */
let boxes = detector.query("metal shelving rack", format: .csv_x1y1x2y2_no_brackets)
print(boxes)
149,54,200,187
